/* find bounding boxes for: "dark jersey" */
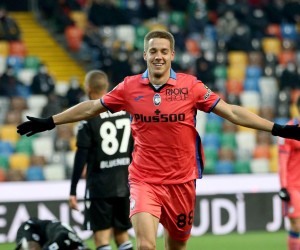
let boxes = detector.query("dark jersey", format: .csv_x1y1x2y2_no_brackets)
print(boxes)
15,218,87,250
75,111,133,198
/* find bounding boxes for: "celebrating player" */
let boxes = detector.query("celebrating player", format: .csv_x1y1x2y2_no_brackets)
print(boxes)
17,30,300,250
69,70,133,250
278,96,300,250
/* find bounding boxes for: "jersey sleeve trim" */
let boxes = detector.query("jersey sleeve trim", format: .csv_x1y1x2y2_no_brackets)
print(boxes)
100,98,116,113
208,97,221,113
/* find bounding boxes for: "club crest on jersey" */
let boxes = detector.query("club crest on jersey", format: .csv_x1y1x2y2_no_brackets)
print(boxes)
153,93,161,106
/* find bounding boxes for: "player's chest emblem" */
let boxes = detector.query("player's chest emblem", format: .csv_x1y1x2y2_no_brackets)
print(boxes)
153,93,161,106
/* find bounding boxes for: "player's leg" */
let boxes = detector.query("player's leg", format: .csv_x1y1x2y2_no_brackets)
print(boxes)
112,197,133,250
131,212,159,250
93,229,112,250
164,230,186,250
160,181,196,250
129,181,162,250
85,198,114,250
288,218,300,250
18,240,42,250
285,189,300,250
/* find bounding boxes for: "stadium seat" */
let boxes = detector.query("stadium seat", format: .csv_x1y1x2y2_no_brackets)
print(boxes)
32,136,54,161
258,77,278,106
215,160,234,174
248,51,264,67
23,56,40,70
203,158,216,175
243,77,260,92
0,41,9,56
26,95,48,116
185,38,200,56
265,24,281,38
25,166,45,181
15,136,34,156
246,66,262,78
64,25,83,52
0,154,9,171
115,25,135,45
169,11,186,29
253,144,271,159
204,148,218,162
65,150,75,169
262,37,281,55
43,163,66,180
0,168,6,182
0,55,6,74
6,56,23,73
219,147,235,161
220,133,237,150
228,51,248,66
0,124,20,144
0,96,10,124
134,25,149,50
236,131,256,154
70,11,87,30
278,50,296,65
250,158,270,173
233,160,251,174
17,69,36,86
0,140,14,157
227,65,246,81
205,119,222,134
9,153,30,171
240,91,261,109
225,79,243,95
281,23,297,40
9,41,27,57
55,81,69,96
213,65,227,80
202,133,221,150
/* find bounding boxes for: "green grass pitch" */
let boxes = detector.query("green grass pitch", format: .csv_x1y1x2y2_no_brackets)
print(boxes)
1,230,287,249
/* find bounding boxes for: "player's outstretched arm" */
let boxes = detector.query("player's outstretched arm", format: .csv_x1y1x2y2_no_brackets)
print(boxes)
213,99,300,140
17,99,107,137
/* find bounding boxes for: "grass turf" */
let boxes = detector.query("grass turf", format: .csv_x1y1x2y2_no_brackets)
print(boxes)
1,230,287,249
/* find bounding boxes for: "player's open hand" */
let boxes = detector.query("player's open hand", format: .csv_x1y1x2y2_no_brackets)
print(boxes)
17,116,55,137
272,123,300,141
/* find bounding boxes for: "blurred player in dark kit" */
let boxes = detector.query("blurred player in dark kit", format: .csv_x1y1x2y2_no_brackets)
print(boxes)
15,217,90,250
69,70,133,250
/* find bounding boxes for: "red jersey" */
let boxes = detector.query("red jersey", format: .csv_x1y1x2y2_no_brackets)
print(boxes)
101,69,220,184
278,118,300,189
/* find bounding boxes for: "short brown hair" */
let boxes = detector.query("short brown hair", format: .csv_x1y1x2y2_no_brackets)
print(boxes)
144,30,175,51
84,70,109,93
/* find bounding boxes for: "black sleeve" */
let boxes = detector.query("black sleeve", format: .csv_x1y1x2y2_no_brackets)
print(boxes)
69,147,88,195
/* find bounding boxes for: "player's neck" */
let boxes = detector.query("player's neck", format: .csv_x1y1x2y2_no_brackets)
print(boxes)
149,73,170,85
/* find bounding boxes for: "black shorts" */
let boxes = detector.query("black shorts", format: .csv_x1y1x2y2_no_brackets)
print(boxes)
84,197,132,232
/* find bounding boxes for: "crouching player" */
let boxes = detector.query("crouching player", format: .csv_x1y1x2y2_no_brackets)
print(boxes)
15,217,91,250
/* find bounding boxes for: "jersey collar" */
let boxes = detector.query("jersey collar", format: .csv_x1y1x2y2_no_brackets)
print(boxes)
140,68,177,86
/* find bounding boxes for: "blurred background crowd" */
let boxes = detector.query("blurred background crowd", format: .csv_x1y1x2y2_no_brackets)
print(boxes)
0,0,300,181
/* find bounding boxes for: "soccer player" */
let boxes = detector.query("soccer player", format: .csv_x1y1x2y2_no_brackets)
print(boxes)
15,217,90,250
17,30,300,250
278,96,300,250
69,70,133,250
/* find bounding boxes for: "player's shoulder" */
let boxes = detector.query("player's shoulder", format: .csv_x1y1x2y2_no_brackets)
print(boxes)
124,73,143,83
175,72,198,83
